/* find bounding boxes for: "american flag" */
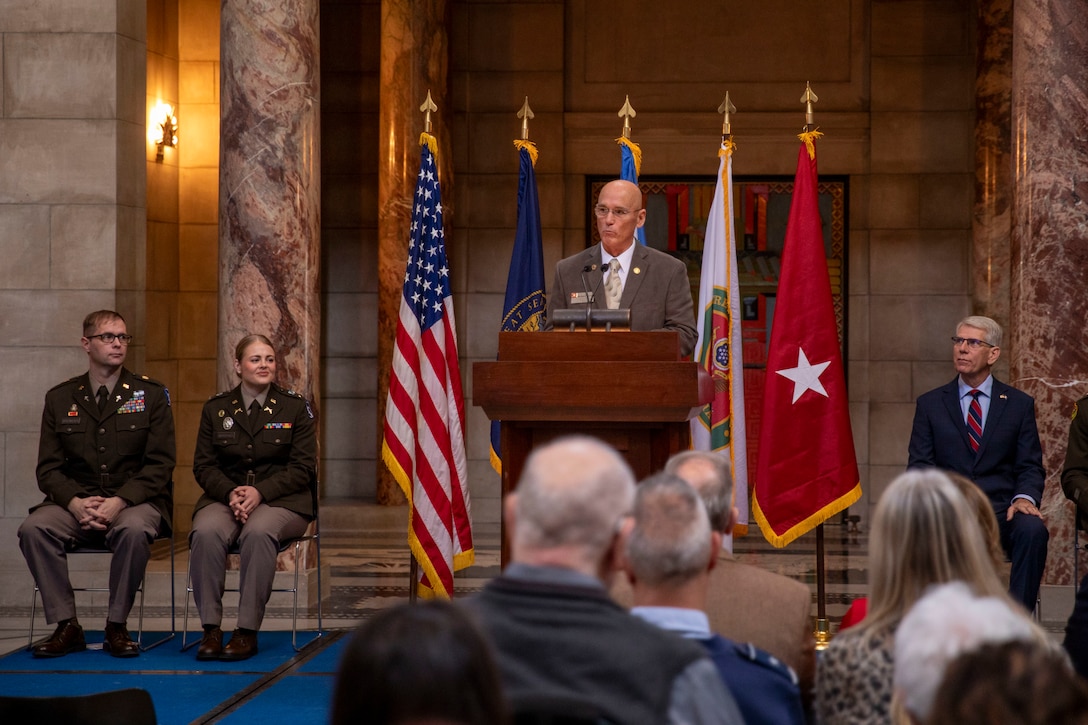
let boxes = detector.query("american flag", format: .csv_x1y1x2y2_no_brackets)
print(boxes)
382,133,474,598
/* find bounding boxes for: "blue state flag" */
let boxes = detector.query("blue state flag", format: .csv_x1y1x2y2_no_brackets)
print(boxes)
490,141,547,473
618,137,646,245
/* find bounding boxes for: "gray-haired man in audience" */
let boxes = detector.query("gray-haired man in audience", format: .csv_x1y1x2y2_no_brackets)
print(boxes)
463,435,743,725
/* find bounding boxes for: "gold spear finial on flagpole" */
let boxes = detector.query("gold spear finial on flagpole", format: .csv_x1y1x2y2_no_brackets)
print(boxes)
420,90,438,133
518,96,535,141
718,92,737,139
800,82,818,131
618,95,637,139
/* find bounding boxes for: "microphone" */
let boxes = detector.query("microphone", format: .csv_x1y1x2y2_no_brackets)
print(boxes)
578,264,601,331
580,264,602,307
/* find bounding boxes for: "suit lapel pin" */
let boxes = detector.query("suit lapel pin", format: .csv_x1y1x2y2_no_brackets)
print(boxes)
633,267,642,275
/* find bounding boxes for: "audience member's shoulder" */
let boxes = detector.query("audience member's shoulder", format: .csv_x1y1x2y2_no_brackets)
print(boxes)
728,639,800,686
723,557,810,596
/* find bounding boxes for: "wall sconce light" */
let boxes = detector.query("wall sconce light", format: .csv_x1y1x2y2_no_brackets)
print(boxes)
151,102,178,162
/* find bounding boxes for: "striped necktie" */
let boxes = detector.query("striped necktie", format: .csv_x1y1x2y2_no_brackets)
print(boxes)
967,389,983,452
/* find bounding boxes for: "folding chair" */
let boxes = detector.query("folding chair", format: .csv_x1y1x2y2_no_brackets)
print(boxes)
27,527,176,652
181,482,322,652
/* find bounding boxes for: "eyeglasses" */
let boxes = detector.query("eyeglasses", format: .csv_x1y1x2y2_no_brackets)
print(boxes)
593,205,636,219
87,333,134,345
951,336,994,349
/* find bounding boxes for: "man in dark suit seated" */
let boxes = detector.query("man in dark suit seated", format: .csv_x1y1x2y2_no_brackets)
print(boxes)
624,472,806,725
462,435,743,725
18,310,175,658
907,315,1048,612
542,179,698,357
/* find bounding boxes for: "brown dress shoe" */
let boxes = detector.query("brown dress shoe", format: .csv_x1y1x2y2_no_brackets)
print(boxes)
220,629,258,661
32,619,86,658
103,622,140,658
196,627,223,661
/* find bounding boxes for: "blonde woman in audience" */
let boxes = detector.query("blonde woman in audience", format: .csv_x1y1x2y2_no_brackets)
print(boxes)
815,469,1011,724
836,469,1007,632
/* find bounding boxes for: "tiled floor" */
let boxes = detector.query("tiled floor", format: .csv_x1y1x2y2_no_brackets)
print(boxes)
0,502,1069,659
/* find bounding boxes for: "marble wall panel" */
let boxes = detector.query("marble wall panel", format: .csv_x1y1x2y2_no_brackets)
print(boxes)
871,0,970,56
177,357,217,400
147,162,180,220
3,34,117,118
144,290,177,359
179,102,221,169
919,174,972,229
322,397,377,471
911,360,955,398
322,111,379,175
177,0,220,60
1,345,89,435
0,120,119,204
869,361,914,403
325,292,378,357
463,292,504,360
178,224,217,291
322,458,376,500
175,290,216,358
0,1,132,34
459,2,564,73
322,174,378,229
870,56,973,112
179,60,217,103
869,401,916,466
870,112,973,174
0,292,117,348
869,230,969,295
115,203,146,291
323,228,376,294
451,72,565,115
869,175,919,229
869,294,969,361
49,205,119,289
848,361,870,403
178,167,218,223
324,357,377,399
0,205,50,289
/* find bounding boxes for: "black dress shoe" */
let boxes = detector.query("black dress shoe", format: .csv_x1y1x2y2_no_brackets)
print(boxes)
103,622,140,658
196,626,223,661
32,619,86,658
220,629,258,661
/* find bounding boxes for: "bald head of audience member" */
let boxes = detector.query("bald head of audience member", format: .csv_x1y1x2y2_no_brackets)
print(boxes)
625,473,719,605
507,435,636,580
664,450,737,535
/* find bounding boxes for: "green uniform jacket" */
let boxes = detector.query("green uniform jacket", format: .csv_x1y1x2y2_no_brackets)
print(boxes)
35,368,176,532
192,382,316,519
1063,395,1088,531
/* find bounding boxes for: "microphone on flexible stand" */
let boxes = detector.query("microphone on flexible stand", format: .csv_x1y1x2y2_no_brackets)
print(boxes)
579,264,602,331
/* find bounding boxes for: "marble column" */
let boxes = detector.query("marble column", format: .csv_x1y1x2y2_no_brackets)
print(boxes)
218,0,321,404
376,0,452,504
973,0,1012,326
1010,0,1088,585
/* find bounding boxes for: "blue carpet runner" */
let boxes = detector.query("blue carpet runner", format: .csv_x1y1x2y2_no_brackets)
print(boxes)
0,630,347,725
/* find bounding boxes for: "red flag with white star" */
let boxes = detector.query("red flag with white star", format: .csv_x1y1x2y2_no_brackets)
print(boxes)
752,134,861,547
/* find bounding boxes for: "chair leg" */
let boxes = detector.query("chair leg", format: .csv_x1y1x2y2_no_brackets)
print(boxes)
180,553,198,651
139,537,176,651
27,587,39,651
290,536,322,652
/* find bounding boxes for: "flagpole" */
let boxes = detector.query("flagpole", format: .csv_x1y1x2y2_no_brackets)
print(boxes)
799,81,833,650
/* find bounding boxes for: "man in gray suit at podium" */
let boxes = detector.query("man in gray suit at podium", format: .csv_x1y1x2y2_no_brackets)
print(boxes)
543,179,698,357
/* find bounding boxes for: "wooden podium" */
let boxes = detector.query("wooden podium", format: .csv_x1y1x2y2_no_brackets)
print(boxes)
473,331,712,562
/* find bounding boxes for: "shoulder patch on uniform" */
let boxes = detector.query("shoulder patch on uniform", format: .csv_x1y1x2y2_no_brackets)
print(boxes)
731,641,799,685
